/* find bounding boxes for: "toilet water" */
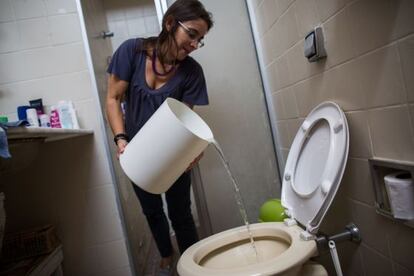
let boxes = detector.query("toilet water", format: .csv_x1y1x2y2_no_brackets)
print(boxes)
211,140,259,261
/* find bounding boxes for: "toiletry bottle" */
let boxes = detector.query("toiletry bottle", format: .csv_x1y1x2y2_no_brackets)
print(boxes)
58,101,73,129
50,105,61,128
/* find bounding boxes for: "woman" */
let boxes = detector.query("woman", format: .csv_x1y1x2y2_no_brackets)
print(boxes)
106,0,213,274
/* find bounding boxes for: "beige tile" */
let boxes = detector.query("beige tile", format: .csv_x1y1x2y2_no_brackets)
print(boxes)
265,62,278,93
350,200,394,256
274,54,291,90
328,63,366,111
294,0,321,37
275,0,295,15
391,0,414,40
84,185,124,245
398,35,414,103
0,0,14,22
315,0,347,22
410,104,414,131
286,41,327,84
346,111,372,158
95,266,133,276
342,158,375,205
348,0,396,55
281,86,299,119
323,8,356,68
286,118,303,147
361,245,394,276
254,1,266,37
293,74,331,117
271,4,300,60
12,0,46,19
368,106,414,161
388,223,414,271
262,0,278,32
49,14,82,45
393,263,414,276
0,22,20,53
18,18,50,49
276,120,290,148
354,45,405,109
316,241,363,276
260,31,274,65
271,90,286,120
45,0,77,15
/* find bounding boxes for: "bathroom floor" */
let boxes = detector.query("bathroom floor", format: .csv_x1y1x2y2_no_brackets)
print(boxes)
143,235,179,276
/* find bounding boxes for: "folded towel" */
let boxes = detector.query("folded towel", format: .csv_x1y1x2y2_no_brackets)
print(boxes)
0,120,29,159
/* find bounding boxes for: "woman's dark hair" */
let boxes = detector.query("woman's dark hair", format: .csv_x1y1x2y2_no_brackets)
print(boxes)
141,0,213,67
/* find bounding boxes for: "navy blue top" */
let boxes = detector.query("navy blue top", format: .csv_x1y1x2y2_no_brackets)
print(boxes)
107,38,209,139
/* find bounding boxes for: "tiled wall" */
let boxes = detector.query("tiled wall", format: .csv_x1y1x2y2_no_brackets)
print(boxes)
249,0,414,275
103,0,159,51
0,0,132,275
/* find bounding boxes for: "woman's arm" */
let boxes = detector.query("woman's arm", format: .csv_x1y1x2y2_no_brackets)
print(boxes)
106,74,129,157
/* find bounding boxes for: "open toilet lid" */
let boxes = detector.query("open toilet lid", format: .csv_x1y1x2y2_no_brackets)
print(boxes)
281,101,349,234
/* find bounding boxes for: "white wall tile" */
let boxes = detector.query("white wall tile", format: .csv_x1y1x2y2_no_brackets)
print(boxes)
0,51,25,84
103,0,126,21
144,15,159,35
262,0,278,31
124,0,144,19
126,17,146,37
45,0,77,15
368,106,414,161
0,22,20,53
0,0,15,22
142,0,156,16
0,71,92,114
18,18,50,49
12,0,46,20
49,14,82,44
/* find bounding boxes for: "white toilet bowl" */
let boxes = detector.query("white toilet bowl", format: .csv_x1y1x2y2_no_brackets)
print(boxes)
178,102,349,276
178,222,327,276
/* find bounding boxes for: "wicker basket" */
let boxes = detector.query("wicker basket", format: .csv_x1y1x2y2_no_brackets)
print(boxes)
1,225,59,262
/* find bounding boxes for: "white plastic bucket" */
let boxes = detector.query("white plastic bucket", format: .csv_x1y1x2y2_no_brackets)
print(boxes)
120,98,214,194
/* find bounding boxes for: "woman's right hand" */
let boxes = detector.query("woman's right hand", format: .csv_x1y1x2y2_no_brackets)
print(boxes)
116,139,128,159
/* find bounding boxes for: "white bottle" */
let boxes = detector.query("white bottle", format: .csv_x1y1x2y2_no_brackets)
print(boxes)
58,101,73,129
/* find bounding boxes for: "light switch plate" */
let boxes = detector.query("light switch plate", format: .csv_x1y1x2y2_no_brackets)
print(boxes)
304,26,326,62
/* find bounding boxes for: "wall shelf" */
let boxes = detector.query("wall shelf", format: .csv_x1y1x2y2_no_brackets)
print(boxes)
6,127,94,143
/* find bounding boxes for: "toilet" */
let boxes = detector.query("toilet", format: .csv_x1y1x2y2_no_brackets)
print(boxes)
178,101,349,276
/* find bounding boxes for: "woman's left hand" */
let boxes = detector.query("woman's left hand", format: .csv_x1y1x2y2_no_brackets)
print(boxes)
186,152,204,172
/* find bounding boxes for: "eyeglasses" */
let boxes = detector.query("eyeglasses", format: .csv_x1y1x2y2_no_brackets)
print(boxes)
178,21,205,48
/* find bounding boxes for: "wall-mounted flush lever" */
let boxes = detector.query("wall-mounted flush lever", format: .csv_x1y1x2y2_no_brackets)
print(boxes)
316,223,361,252
101,31,114,39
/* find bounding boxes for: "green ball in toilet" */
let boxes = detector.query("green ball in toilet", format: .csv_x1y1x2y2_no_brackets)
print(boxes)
259,199,288,222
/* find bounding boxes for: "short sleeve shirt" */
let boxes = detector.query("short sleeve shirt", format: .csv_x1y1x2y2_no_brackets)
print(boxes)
107,38,209,139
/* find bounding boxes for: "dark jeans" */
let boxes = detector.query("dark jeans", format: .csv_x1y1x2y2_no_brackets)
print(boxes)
132,172,199,258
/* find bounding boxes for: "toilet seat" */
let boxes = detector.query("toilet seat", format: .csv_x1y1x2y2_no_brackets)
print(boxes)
282,101,349,234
